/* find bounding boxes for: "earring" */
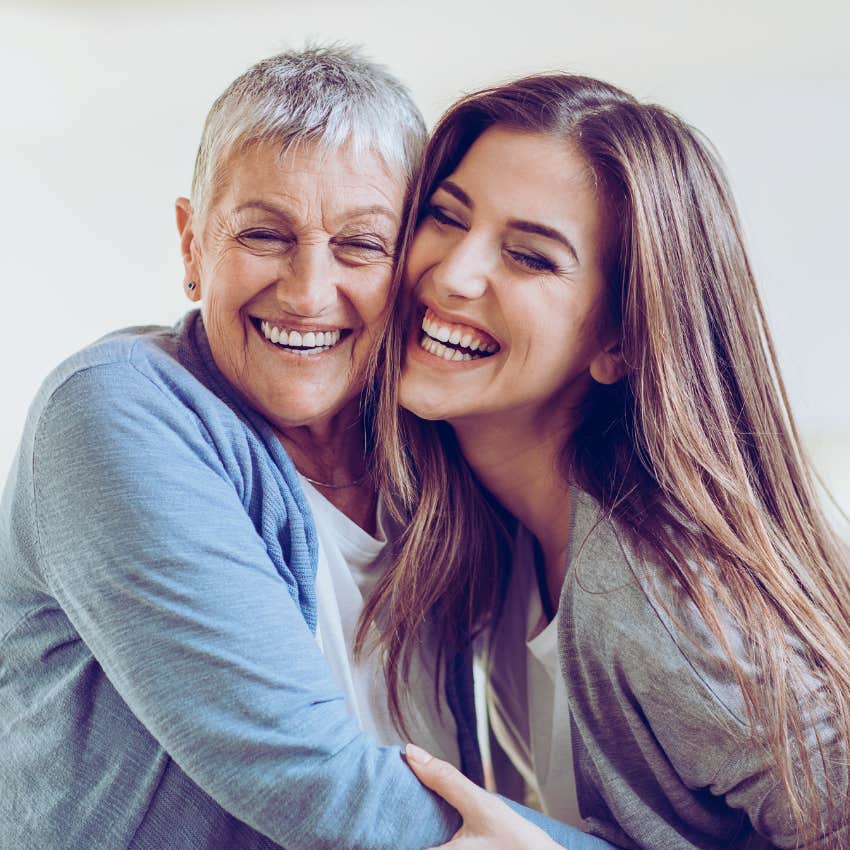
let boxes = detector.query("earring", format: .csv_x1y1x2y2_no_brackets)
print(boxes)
187,281,197,291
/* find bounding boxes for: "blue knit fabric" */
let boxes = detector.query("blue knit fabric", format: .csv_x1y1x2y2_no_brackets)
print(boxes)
0,312,458,848
0,311,608,850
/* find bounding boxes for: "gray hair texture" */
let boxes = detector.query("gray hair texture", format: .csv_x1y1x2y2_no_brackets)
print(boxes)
190,44,427,215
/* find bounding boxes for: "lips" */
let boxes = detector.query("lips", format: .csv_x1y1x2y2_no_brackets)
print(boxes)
418,306,500,362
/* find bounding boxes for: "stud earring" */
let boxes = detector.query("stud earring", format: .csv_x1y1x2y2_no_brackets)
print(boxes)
187,281,197,291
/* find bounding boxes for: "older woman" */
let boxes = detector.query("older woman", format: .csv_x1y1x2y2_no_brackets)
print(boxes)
0,47,609,850
0,45,410,850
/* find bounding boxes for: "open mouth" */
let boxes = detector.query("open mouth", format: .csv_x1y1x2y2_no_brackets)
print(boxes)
252,318,350,355
418,306,500,362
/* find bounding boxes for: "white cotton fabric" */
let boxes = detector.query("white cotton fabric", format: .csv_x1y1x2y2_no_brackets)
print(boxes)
486,526,586,829
301,479,459,764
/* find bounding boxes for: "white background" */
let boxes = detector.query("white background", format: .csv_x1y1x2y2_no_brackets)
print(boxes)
1,0,848,513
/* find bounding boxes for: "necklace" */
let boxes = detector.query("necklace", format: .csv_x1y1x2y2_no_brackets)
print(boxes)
301,472,369,489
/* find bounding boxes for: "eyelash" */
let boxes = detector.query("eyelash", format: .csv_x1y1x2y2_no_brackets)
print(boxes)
239,229,289,244
426,204,557,274
336,239,385,253
425,204,464,228
506,250,556,273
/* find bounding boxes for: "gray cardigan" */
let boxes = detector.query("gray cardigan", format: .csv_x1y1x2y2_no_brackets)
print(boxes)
557,490,847,849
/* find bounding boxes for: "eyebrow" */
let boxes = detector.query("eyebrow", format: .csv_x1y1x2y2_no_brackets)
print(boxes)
234,200,399,225
506,220,579,262
435,180,579,262
437,180,473,208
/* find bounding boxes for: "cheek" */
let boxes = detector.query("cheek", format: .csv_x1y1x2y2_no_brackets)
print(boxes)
509,294,587,363
200,284,248,350
351,267,394,327
404,226,444,286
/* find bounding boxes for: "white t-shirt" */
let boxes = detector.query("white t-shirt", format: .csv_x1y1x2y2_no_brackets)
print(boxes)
486,526,586,828
301,479,459,765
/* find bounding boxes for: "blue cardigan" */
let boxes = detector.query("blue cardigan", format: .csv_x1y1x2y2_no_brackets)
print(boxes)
0,311,601,850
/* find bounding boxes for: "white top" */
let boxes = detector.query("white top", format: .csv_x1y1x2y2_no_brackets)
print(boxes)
486,526,586,828
301,479,459,764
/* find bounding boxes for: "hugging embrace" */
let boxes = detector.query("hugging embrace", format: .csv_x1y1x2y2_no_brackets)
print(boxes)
1,45,848,850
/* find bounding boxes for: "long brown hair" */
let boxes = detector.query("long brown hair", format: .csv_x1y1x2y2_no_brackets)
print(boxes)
359,74,850,843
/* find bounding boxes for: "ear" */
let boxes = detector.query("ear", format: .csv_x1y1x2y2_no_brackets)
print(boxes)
589,337,626,386
175,197,202,302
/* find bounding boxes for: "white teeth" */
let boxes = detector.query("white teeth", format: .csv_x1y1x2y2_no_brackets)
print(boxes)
420,313,498,354
420,334,487,363
260,321,342,351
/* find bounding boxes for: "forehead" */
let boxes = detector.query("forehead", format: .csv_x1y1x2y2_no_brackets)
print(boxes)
209,139,407,222
448,126,600,217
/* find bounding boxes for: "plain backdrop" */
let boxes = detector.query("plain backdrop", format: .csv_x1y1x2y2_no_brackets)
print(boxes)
2,0,848,513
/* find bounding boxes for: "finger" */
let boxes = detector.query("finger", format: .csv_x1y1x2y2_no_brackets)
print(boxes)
405,743,492,816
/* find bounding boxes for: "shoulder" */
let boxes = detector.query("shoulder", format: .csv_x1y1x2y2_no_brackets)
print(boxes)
27,310,271,461
34,311,215,414
560,490,750,728
25,311,304,512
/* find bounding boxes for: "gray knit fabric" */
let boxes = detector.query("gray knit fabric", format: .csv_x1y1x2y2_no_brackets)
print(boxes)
558,490,847,849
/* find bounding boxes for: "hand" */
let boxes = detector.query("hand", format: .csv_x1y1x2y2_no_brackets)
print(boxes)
405,743,562,850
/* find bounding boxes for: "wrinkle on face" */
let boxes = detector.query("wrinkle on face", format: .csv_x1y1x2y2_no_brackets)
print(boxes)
189,138,407,435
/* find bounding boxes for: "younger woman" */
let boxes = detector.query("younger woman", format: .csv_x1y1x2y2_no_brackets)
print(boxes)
365,75,850,848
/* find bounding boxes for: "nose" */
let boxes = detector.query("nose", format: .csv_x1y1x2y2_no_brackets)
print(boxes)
430,230,491,302
275,243,337,317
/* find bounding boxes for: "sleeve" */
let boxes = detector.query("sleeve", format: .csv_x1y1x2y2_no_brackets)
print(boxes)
566,528,847,849
31,362,460,850
501,797,623,849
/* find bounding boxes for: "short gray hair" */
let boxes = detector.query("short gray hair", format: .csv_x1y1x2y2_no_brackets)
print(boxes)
191,44,427,215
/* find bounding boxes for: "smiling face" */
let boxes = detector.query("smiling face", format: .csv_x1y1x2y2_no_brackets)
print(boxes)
399,126,623,438
177,140,406,433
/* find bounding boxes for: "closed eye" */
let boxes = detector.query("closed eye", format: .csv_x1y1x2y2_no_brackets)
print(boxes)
336,239,387,252
425,204,466,229
506,249,557,273
238,229,291,245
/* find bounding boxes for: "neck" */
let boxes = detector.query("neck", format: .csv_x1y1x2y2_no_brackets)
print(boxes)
275,403,376,533
453,412,573,599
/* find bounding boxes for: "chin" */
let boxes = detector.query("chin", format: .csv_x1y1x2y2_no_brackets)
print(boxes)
399,390,449,423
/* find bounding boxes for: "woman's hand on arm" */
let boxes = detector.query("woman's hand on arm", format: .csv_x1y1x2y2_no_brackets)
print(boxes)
405,744,618,850
405,744,560,850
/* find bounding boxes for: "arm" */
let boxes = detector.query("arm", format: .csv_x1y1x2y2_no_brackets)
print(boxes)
33,362,459,850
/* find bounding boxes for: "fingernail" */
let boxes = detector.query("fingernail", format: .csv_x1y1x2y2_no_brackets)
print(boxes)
405,743,433,765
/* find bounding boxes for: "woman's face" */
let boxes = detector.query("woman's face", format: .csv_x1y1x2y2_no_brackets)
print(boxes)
178,140,406,432
399,126,620,436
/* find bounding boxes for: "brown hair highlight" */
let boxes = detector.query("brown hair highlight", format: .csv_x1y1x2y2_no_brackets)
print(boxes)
360,73,850,844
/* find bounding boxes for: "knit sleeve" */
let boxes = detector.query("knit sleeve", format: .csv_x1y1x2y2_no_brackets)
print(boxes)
32,360,462,850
